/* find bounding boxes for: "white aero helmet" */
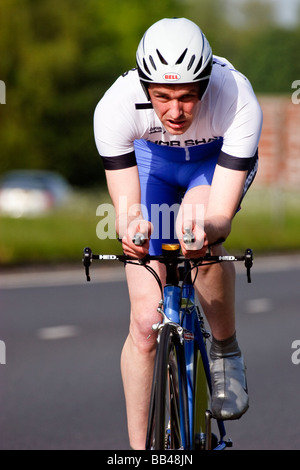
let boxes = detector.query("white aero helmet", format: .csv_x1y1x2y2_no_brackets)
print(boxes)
136,18,213,99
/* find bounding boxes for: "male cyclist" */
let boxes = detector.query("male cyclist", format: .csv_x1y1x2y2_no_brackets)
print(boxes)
94,18,263,450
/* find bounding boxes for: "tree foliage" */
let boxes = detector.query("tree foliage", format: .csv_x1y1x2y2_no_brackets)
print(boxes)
0,0,299,186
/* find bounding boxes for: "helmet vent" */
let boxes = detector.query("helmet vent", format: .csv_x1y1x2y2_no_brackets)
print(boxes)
149,55,157,70
175,48,188,65
156,49,168,65
194,57,203,75
194,57,213,81
143,58,151,76
187,54,196,71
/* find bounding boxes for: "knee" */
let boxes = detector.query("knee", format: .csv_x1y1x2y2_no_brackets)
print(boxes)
129,305,161,355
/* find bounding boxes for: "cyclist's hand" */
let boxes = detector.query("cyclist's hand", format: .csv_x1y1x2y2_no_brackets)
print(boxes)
180,223,208,259
122,219,152,258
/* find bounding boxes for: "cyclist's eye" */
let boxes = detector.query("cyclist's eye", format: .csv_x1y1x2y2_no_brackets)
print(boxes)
180,94,197,102
156,95,169,102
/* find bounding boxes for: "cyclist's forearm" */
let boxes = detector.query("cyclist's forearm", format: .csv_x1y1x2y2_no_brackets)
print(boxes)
204,215,232,245
104,166,143,238
116,213,144,239
105,166,141,210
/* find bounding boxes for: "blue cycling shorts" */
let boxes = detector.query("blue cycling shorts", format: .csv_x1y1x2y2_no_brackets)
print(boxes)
134,139,257,255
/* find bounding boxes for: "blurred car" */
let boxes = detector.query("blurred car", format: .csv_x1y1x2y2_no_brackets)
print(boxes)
0,170,71,217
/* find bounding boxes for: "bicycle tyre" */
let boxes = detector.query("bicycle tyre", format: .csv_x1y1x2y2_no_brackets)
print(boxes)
193,348,210,449
146,323,189,450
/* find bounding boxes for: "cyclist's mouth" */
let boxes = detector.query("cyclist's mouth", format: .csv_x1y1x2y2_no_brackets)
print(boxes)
167,119,186,131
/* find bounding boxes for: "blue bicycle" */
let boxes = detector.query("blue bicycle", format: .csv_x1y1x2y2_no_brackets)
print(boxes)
83,240,253,450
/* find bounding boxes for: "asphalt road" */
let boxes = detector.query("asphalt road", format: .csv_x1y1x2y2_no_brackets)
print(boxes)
0,255,300,450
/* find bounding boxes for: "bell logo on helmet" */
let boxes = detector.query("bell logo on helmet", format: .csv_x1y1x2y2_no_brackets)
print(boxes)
163,73,181,82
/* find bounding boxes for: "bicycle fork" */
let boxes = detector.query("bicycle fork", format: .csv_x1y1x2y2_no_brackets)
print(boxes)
181,285,211,450
153,283,210,450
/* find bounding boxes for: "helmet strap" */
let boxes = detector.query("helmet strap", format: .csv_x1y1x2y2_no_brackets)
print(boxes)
140,81,151,101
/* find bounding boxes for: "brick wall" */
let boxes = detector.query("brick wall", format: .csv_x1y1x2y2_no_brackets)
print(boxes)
256,96,300,188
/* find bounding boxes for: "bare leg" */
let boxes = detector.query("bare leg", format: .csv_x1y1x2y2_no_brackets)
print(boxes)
121,261,165,450
194,243,236,340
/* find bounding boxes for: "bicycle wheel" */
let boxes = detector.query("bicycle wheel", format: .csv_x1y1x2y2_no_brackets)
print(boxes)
146,323,189,450
193,348,210,449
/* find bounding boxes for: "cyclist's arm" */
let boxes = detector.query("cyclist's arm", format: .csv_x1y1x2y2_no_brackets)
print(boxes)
105,166,152,256
204,66,262,240
205,163,247,242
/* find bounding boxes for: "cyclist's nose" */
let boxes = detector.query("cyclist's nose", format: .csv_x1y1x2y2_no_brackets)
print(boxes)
169,100,183,119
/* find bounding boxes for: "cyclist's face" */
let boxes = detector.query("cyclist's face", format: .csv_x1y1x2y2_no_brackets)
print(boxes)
148,83,200,135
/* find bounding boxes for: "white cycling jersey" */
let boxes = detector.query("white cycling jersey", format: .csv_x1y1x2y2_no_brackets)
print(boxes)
94,55,263,171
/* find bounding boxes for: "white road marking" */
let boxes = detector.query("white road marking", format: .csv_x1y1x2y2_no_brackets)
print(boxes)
37,325,80,340
0,266,126,289
245,298,272,314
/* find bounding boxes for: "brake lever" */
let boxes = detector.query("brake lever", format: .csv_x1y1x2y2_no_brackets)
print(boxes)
244,248,253,283
83,247,92,281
